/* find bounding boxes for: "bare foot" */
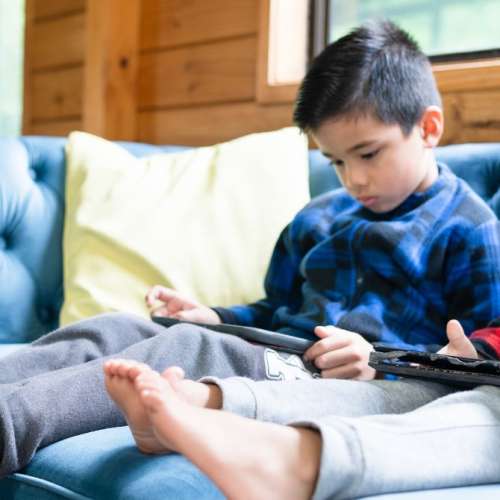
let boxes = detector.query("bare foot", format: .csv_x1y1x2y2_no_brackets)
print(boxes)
138,372,321,500
104,359,179,454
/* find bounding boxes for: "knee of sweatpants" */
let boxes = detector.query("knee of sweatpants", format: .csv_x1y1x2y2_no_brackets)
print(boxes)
157,323,209,343
75,311,151,331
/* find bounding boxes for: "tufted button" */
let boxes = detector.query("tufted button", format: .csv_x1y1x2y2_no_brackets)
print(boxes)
38,307,52,324
356,276,363,286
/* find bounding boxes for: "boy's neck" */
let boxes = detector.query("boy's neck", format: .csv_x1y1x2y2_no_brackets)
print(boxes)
415,151,439,193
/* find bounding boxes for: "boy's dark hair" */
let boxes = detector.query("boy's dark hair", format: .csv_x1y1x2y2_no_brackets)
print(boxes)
293,20,441,134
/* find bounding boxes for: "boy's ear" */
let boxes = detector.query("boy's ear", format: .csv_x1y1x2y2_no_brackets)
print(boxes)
419,106,444,147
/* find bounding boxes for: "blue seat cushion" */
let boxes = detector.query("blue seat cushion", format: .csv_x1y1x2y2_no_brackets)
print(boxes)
0,427,223,499
1,426,499,499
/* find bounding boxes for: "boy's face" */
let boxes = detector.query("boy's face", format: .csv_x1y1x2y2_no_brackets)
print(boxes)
312,112,439,213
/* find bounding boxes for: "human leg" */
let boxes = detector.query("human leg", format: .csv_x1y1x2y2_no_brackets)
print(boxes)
118,363,321,500
0,313,166,383
104,359,456,458
0,323,270,476
108,366,500,500
300,385,500,499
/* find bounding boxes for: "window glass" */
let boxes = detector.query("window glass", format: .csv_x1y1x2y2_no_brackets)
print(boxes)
0,0,25,136
328,0,500,58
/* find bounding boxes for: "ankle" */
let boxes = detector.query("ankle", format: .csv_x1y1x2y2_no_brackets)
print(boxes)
177,380,222,409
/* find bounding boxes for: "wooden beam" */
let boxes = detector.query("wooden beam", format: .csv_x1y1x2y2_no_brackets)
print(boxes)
83,0,140,140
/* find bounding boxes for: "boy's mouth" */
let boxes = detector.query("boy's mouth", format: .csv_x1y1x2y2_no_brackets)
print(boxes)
357,196,378,207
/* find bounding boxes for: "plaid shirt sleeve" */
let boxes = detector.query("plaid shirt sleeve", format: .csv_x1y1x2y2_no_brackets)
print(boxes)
213,211,309,328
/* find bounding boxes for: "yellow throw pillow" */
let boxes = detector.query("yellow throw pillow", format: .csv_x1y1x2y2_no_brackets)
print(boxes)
60,128,310,325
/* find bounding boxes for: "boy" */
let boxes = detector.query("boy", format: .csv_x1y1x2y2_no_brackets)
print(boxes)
0,20,498,478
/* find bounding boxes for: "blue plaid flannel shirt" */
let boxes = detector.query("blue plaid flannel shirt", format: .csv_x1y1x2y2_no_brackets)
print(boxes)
214,164,500,352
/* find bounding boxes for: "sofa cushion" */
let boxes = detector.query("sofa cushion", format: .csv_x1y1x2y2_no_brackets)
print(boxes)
60,129,309,325
1,426,498,499
1,427,223,499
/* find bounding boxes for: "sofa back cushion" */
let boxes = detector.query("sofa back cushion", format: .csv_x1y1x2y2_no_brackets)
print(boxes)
2,137,500,342
60,130,309,325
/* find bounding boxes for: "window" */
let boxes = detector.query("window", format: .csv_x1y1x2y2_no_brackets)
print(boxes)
0,0,25,136
314,0,500,62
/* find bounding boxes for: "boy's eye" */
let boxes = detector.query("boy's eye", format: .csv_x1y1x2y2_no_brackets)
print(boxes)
360,149,380,160
331,159,344,167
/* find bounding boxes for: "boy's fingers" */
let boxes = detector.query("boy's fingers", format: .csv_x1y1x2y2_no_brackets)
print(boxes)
304,335,350,361
446,319,466,343
313,345,358,370
446,319,474,352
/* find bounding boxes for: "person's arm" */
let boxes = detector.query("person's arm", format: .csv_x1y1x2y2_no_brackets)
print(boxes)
469,321,500,360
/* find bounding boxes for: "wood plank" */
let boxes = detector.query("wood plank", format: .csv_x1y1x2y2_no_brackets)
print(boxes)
30,119,82,137
137,101,294,146
441,91,500,145
83,0,140,140
138,37,257,109
140,0,258,50
32,66,83,120
34,0,85,20
434,59,500,93
31,13,85,69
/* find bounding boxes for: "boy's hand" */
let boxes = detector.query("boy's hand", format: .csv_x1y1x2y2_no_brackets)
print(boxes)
437,319,478,358
145,285,221,325
304,325,376,380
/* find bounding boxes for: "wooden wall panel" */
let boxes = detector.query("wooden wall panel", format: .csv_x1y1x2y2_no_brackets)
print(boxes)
31,13,85,70
24,1,500,145
441,91,500,145
24,1,85,135
138,101,294,146
140,0,258,50
32,66,83,120
139,37,257,109
30,119,82,136
33,0,85,20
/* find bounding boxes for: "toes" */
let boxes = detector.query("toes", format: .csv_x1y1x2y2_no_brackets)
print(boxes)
141,389,166,414
135,371,163,393
161,366,185,383
127,362,153,381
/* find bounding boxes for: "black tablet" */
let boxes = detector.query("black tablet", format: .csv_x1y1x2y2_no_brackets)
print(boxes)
369,349,500,388
151,316,314,355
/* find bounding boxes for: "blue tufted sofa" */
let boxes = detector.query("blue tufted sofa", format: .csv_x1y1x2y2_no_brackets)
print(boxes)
1,136,500,499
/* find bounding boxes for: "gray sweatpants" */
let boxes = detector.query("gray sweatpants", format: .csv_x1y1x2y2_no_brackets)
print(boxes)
0,312,271,476
207,376,500,499
0,311,462,492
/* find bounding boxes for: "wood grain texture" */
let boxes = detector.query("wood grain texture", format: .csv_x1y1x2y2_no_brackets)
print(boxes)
140,0,258,50
83,0,140,140
138,101,294,145
32,66,83,120
33,0,85,20
31,13,85,69
30,119,82,136
138,36,257,108
441,91,500,144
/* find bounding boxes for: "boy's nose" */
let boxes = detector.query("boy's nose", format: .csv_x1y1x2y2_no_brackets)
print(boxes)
344,164,368,189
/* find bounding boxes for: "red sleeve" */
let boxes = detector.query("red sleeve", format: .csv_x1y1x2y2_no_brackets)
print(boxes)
470,327,500,360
